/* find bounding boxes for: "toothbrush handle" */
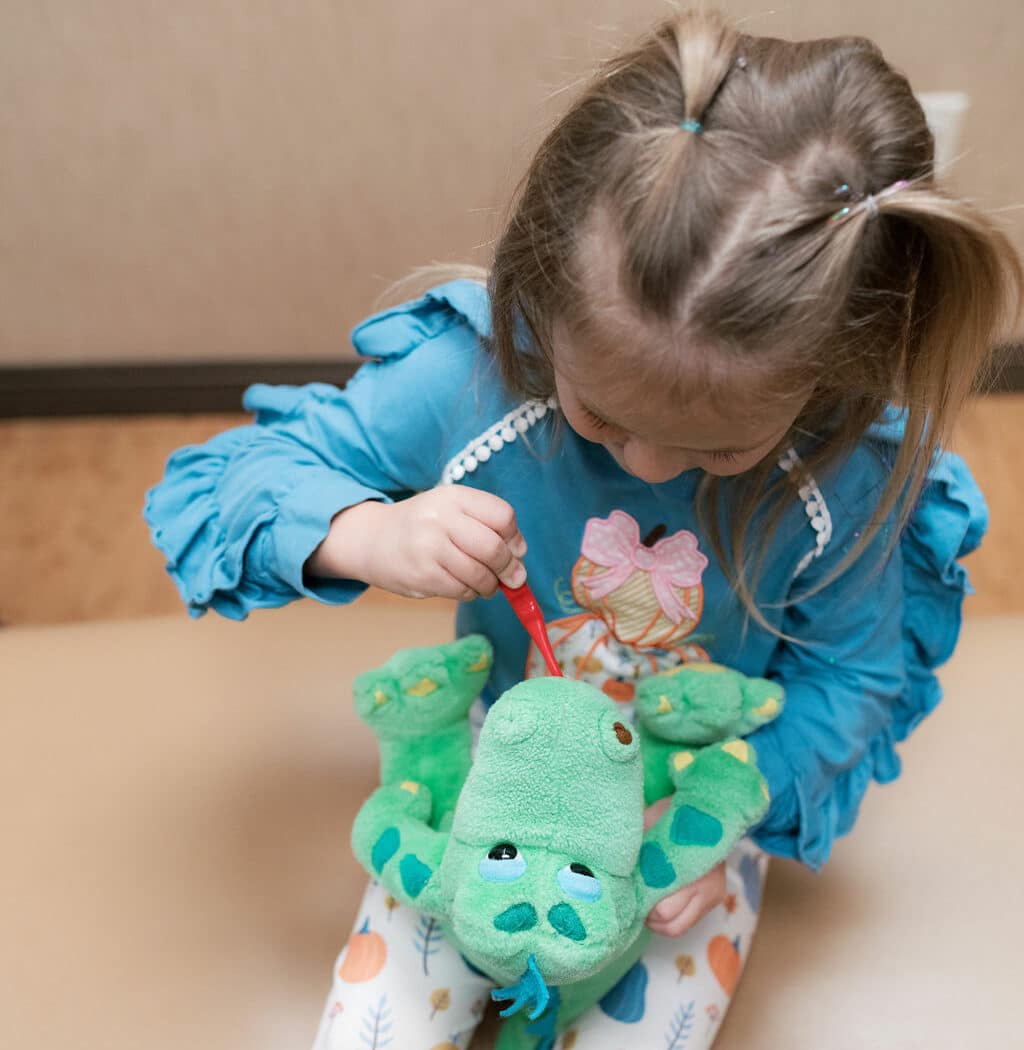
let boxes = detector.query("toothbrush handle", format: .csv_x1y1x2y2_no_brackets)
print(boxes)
499,582,563,677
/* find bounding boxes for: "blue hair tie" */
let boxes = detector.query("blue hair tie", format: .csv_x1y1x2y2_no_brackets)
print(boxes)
679,118,702,133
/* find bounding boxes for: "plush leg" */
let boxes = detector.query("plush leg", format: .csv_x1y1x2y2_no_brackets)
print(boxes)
353,635,492,821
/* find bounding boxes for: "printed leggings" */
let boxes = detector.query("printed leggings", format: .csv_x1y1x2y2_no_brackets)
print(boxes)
311,839,766,1050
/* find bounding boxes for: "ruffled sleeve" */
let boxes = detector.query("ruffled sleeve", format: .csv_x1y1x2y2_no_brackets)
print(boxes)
143,419,388,619
144,280,493,619
749,435,987,869
891,444,988,741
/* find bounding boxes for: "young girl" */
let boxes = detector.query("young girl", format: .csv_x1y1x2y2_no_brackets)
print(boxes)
146,9,1020,1049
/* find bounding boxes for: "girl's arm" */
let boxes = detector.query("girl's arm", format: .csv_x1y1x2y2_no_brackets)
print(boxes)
144,293,523,619
747,459,911,870
747,434,986,870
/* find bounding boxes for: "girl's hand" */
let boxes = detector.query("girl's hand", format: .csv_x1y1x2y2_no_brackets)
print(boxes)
307,488,527,601
643,797,727,937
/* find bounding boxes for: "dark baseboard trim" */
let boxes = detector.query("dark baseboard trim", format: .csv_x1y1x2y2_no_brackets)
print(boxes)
0,361,360,418
0,347,1021,419
987,356,1024,394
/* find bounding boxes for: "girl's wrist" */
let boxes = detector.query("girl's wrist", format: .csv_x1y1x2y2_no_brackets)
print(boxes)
307,500,387,582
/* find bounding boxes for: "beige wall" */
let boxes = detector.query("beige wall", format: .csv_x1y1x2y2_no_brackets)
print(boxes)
1,1,1021,366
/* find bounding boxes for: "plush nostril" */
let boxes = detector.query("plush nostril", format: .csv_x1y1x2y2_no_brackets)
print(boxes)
493,903,538,933
548,902,587,942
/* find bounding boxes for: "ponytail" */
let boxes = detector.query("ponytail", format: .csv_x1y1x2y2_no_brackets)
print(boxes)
676,8,739,123
618,11,740,305
799,180,1024,595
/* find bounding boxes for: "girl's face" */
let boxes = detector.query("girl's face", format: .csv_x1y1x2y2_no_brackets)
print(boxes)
552,205,811,484
551,319,809,485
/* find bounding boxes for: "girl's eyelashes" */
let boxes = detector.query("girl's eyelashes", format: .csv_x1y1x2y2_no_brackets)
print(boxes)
576,403,744,463
581,406,616,432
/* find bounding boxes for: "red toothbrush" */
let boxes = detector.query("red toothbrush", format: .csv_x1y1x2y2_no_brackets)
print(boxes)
500,581,563,677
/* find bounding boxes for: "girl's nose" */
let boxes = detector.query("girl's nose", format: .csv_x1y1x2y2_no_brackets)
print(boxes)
622,438,692,483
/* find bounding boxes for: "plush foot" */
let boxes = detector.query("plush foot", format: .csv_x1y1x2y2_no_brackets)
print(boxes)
353,634,493,738
634,664,783,746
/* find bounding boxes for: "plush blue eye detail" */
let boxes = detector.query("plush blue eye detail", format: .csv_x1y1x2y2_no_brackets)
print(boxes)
558,863,602,902
479,843,527,882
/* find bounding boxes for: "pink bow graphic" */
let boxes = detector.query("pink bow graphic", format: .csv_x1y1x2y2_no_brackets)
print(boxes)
580,511,708,624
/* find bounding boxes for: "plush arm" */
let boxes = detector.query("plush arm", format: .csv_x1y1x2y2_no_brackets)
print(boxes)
635,740,770,917
635,666,784,804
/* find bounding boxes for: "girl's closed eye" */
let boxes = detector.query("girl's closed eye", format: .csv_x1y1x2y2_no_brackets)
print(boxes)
580,402,745,466
581,406,623,434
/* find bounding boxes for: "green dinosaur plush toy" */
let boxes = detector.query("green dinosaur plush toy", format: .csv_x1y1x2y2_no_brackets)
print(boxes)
350,635,782,1050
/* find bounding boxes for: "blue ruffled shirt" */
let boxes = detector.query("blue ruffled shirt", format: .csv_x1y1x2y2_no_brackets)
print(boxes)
144,279,987,871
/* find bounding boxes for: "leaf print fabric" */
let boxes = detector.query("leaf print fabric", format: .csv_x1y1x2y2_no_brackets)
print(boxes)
310,842,767,1050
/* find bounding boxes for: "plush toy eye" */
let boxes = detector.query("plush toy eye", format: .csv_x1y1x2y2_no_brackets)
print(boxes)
479,843,527,882
557,863,602,902
597,710,640,763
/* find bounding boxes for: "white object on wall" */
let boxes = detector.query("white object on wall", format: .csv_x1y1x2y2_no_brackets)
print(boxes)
916,91,970,174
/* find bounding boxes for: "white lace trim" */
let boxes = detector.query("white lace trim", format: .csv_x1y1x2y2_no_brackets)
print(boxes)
439,397,557,485
778,446,833,578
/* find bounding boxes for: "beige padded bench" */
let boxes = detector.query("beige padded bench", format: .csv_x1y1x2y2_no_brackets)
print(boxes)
3,600,1020,1049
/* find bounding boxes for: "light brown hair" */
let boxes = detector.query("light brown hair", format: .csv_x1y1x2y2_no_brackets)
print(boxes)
480,7,1023,622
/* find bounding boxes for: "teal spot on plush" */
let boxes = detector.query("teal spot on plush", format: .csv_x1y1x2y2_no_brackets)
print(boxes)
399,854,432,898
670,805,724,847
370,827,400,873
638,842,675,889
493,902,538,933
548,902,587,942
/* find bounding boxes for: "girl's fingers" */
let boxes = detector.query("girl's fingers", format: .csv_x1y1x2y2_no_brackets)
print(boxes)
407,565,478,602
437,541,502,598
508,532,527,559
645,861,727,934
448,514,526,587
643,797,672,831
646,893,711,938
647,886,695,924
457,488,527,556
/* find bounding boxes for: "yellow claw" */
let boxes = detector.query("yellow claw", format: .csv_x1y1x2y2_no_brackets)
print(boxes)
373,689,389,706
672,751,695,771
400,781,420,795
468,653,491,673
663,661,725,678
657,695,672,714
753,696,781,718
722,740,750,764
406,677,439,697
